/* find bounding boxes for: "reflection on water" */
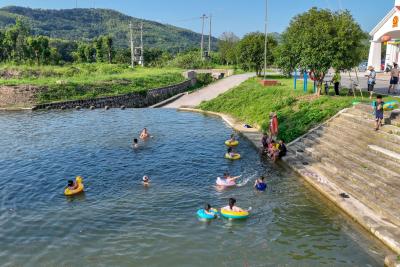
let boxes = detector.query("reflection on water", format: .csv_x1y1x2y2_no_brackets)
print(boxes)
0,109,389,266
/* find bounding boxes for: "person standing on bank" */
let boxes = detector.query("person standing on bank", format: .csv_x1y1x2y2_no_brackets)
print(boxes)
367,66,376,99
332,71,341,96
388,63,399,94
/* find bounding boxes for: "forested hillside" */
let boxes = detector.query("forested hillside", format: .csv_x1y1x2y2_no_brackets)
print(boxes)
0,6,218,52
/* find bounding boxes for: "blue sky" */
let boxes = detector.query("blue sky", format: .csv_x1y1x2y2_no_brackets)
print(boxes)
0,0,395,37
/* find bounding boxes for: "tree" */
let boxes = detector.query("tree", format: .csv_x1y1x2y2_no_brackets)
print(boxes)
27,36,51,64
218,32,239,65
84,44,96,63
94,37,104,62
276,8,366,95
103,36,113,63
237,32,277,75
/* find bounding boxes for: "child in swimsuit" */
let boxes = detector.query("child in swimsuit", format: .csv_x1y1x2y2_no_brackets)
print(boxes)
67,180,78,190
142,176,150,186
254,176,267,191
132,138,139,148
140,128,150,139
223,198,245,212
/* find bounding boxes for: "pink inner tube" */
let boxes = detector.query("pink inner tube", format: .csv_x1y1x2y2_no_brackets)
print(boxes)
216,177,236,187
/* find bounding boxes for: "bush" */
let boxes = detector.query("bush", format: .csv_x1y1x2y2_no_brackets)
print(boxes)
196,73,213,87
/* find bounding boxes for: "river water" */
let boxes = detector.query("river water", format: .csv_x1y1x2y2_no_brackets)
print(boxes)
0,109,390,266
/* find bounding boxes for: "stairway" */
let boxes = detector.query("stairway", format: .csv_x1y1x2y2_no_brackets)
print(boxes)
282,104,400,253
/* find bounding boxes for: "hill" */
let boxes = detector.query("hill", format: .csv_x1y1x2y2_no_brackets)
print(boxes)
0,6,218,52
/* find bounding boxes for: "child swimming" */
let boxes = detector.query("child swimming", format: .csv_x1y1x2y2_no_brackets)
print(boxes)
223,173,241,183
142,175,150,186
140,128,150,140
204,203,216,216
132,138,139,148
67,180,78,190
254,176,267,191
223,198,245,212
227,147,235,157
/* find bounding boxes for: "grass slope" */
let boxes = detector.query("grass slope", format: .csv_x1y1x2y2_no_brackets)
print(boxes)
0,63,185,103
199,76,393,143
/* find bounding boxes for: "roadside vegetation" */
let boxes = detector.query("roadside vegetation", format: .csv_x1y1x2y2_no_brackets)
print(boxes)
199,77,395,143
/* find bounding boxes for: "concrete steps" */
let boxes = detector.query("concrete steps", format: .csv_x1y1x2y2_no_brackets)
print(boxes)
285,105,400,230
290,142,400,226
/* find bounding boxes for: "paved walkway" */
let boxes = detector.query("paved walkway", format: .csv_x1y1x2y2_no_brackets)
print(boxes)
163,73,254,108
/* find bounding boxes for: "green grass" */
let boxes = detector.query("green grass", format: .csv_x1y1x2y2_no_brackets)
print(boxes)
199,76,396,143
0,63,185,103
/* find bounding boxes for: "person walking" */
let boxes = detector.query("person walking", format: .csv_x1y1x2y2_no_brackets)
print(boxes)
366,66,376,99
332,71,341,96
388,63,399,94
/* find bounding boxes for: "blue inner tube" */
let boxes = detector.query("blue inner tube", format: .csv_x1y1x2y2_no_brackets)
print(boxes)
256,183,267,191
197,209,217,220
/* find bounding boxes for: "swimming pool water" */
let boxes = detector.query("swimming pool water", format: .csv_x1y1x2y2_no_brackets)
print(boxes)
0,109,389,266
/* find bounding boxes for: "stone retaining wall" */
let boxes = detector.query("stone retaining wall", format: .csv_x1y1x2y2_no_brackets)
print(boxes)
33,79,193,110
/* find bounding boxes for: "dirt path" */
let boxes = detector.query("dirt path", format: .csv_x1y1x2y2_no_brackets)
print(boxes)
163,73,254,108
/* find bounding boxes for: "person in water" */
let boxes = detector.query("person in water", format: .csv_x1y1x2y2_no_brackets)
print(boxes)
140,128,150,139
223,198,245,212
223,172,241,183
142,175,150,186
268,140,279,160
132,138,139,148
229,134,236,143
204,203,216,215
278,139,287,159
67,180,78,190
227,147,237,157
254,176,267,191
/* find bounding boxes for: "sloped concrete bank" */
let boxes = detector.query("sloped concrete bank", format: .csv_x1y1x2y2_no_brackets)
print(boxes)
178,107,400,266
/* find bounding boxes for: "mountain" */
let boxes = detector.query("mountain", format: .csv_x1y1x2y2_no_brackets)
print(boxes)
0,6,218,52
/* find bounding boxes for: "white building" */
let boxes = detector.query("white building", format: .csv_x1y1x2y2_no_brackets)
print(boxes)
369,0,400,71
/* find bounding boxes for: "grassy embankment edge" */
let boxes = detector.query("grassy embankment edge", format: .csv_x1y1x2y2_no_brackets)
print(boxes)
198,75,397,143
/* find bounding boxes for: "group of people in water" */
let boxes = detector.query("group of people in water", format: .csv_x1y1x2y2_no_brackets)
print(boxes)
64,124,276,218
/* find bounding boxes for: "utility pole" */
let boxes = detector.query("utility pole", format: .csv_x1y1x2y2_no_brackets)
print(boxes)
140,22,144,66
263,0,268,80
200,14,207,59
129,22,134,68
75,0,78,8
208,14,212,56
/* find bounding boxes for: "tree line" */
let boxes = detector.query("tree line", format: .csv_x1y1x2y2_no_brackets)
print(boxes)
0,19,118,65
0,7,368,82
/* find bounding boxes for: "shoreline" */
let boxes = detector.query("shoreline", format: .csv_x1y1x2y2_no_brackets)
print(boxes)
177,107,400,266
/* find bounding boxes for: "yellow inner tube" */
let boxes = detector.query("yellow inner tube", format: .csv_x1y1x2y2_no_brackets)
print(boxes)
64,176,84,196
220,209,249,219
225,153,241,160
225,140,239,146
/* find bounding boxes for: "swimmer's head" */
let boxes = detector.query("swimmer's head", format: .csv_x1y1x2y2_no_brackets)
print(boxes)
205,203,211,211
68,180,74,186
229,198,236,209
142,176,149,182
133,138,138,143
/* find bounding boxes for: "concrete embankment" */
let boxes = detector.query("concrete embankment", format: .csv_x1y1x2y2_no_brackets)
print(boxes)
177,106,400,266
